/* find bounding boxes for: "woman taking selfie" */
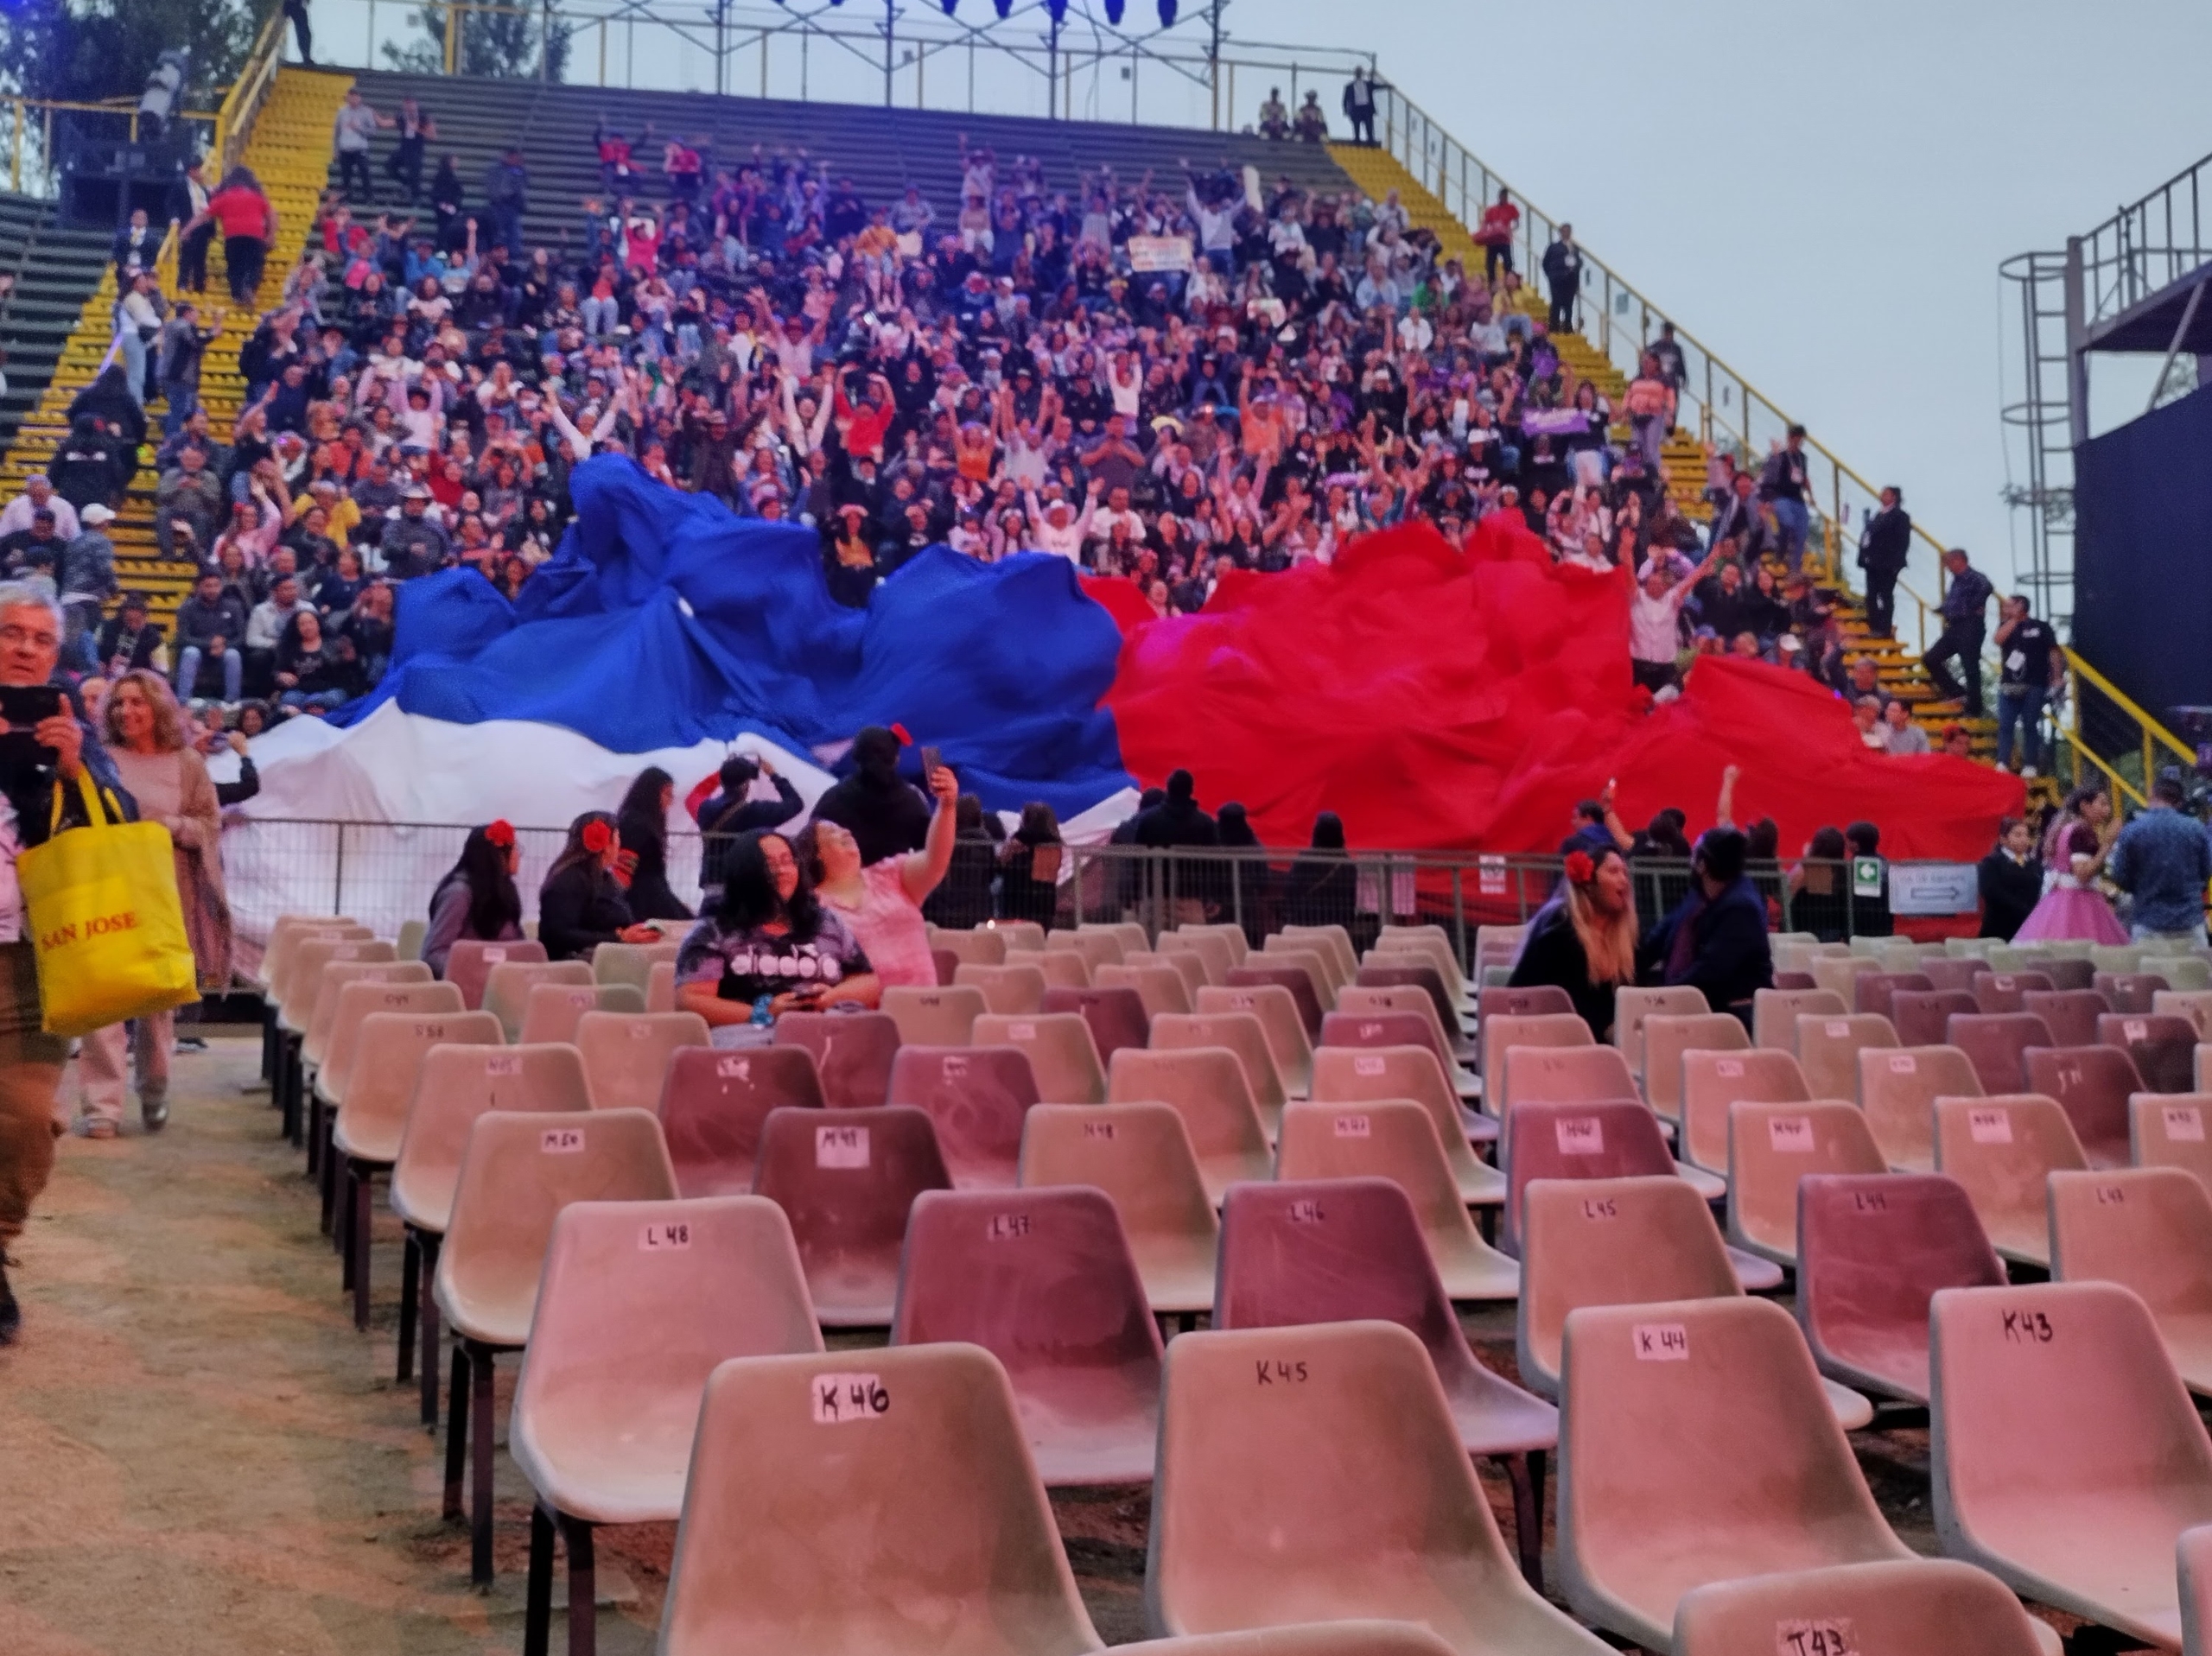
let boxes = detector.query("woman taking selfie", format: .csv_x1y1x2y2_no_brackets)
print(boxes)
675,829,880,1026
78,670,228,1134
797,760,959,987
423,820,525,977
537,809,660,961
1506,844,1638,1040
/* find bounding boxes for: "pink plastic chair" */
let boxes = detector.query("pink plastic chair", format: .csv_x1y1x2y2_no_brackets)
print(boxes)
1226,964,1324,1037
1893,989,1979,1048
1920,958,1989,994
443,937,547,1011
2097,971,2172,1013
658,1044,824,1198
2101,1011,2200,1094
1215,1177,1557,1588
930,948,960,987
884,1044,1039,1189
1772,971,1817,991
2019,988,2112,1049
1945,1012,2054,1094
2041,957,2098,993
1971,970,2055,1015
1795,1172,2005,1405
890,1185,1160,1486
1359,959,1468,1036
2023,1044,2143,1169
1319,1010,1464,1087
1855,972,1933,1021
1040,984,1151,1063
1477,984,1575,1024
750,1104,950,1326
772,1010,901,1108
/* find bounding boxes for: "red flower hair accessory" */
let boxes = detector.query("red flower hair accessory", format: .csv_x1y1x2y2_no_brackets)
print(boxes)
1563,850,1596,886
484,819,516,849
889,721,913,746
581,820,613,855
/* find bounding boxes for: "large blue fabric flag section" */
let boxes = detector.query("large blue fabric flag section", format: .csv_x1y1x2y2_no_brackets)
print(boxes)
332,456,1135,819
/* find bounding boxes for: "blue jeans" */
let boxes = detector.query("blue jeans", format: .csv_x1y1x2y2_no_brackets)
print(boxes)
1997,684,2047,771
160,382,197,437
117,329,148,407
1770,498,1810,568
175,644,242,703
279,688,348,714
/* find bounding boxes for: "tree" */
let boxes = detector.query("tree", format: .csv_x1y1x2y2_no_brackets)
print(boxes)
0,0,257,109
382,3,569,81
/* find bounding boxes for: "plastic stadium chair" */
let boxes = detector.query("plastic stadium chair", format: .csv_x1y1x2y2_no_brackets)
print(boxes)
1932,1095,2088,1268
1480,1012,1592,1106
1971,970,2056,1016
1225,965,1325,1039
1107,1046,1273,1203
1931,1278,2212,1649
1144,1321,1597,1650
1504,1046,1723,1201
1159,928,1235,986
1360,960,1470,1039
1853,971,1933,1023
954,961,1050,1015
1006,946,1094,990
1274,1101,1518,1301
1517,1175,1872,1431
280,936,396,1031
1263,936,1345,1000
1857,1044,1981,1172
1081,920,1152,957
891,1186,1161,1486
1150,1010,1290,1135
1795,1172,2005,1405
2096,970,2170,1014
1752,988,1848,1051
1612,987,1710,1082
572,1010,710,1115
657,1345,1100,1656
1770,971,1818,992
1198,983,1315,1095
1642,1012,1750,1125
981,919,1046,952
1378,933,1472,1004
1308,1045,1506,1204
1281,922,1358,987
1475,984,1576,1029
509,1195,821,1656
1808,955,1883,1004
659,1044,823,1198
518,980,646,1046
1679,1048,1810,1176
2157,990,2212,1039
1920,957,1989,994
929,947,960,985
1154,949,1211,1004
645,961,677,1012
1049,928,1126,973
928,925,1008,968
2021,1044,2140,1169
1556,1297,1918,1652
2034,957,2096,993
885,1044,1039,1189
1187,922,1251,967
2089,943,2146,974
261,917,365,993
2050,1165,2212,1396
2136,1093,2212,1194
1672,1559,2054,1656
1210,1191,1563,1598
2203,1046,2212,1092
880,983,988,1047
1335,986,1471,1069
750,1104,950,1328
1891,989,1979,1050
307,969,443,1189
1725,1100,1887,1267
304,960,434,1073
1098,959,1196,1020
434,1107,677,1583
2101,1011,2201,1094
1043,984,1152,1064
976,1012,1106,1106
1793,1012,1897,1105
1019,1102,1217,1316
773,1009,903,1109
2018,988,2112,1050
1324,1009,1478,1097
589,939,682,999
2184,1524,2212,1656
1946,1012,2055,1094
473,959,586,1042
2166,956,2212,993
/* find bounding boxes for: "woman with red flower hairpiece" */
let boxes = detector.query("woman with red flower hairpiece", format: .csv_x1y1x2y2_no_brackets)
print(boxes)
423,820,526,978
538,809,661,961
1506,841,1639,1039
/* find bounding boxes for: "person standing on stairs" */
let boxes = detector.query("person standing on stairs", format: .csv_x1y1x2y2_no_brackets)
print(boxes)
171,158,213,295
333,88,391,206
1343,67,1377,145
283,0,314,65
1541,224,1581,333
1923,546,1994,719
1758,424,1814,572
207,167,276,308
1993,593,2062,777
1855,485,1910,640
385,96,434,205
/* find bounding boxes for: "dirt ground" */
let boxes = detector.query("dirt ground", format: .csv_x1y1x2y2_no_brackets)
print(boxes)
0,1033,2077,1654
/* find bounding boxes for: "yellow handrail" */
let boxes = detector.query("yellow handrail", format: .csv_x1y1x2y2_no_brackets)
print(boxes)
212,5,288,180
2064,647,2194,762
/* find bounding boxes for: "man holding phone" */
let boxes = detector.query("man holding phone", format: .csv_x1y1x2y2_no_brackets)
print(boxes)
0,581,130,1344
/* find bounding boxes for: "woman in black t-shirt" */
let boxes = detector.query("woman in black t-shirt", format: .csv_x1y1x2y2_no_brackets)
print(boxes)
1507,844,1639,1040
675,829,879,1026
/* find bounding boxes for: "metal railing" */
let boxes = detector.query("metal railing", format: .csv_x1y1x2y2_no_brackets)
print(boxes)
2073,148,2212,332
221,817,1983,972
1368,81,1961,660
3,97,219,196
213,4,291,181
2061,647,2197,809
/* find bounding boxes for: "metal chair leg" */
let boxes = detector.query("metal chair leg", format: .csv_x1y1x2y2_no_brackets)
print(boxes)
441,1342,468,1521
396,1231,419,1384
418,1234,443,1429
523,1503,555,1656
470,1341,496,1585
1500,1449,1546,1592
562,1513,597,1656
350,1164,372,1331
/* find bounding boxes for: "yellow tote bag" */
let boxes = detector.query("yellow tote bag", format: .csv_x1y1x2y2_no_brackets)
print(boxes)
18,770,199,1037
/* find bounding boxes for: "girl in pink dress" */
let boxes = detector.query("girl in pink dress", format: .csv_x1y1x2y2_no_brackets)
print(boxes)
798,761,962,987
2012,819,2128,944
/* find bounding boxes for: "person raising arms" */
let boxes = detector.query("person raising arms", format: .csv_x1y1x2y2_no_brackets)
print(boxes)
797,758,959,987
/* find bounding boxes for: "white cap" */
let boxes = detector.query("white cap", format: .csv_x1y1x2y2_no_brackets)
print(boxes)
80,504,115,526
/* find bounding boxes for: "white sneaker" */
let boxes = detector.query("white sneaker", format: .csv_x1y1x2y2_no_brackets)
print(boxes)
2022,766,2039,779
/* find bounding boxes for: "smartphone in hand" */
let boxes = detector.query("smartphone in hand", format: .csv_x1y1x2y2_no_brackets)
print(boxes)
919,744,942,777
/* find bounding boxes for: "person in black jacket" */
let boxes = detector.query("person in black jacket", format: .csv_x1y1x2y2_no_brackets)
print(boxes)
613,765,692,922
810,726,930,866
1133,769,1221,924
1856,485,1911,640
1643,827,1774,1029
692,752,804,909
0,582,135,1345
1282,809,1358,930
1508,843,1638,1039
923,793,1000,930
537,809,660,961
1978,817,2043,941
94,593,162,676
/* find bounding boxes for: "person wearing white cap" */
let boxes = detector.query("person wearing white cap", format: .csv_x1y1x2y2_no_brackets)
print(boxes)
58,503,118,672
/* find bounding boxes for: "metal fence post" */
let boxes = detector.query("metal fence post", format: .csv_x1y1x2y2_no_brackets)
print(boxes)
332,821,347,917
1450,866,1467,973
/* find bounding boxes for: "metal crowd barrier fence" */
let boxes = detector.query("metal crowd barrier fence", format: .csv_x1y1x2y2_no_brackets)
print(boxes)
223,818,1944,968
